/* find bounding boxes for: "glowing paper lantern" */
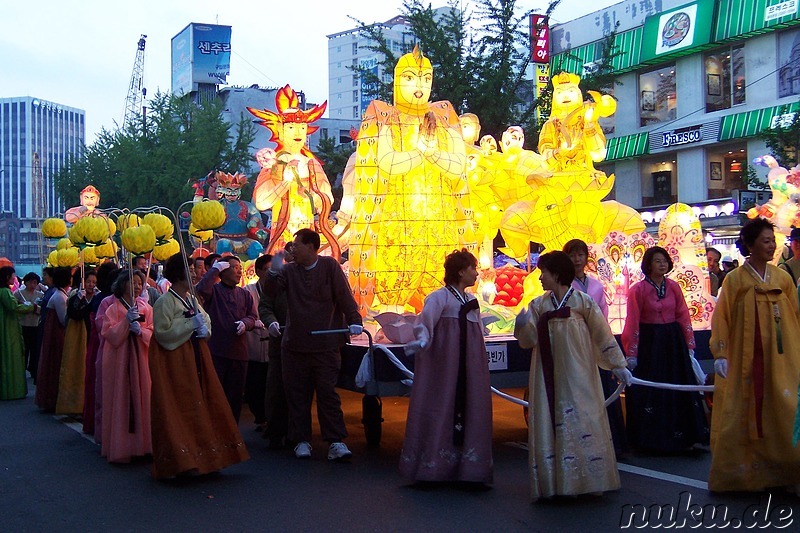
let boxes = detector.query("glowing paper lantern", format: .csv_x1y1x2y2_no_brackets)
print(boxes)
47,250,58,267
82,246,98,265
191,201,226,231
142,213,174,241
121,225,156,254
117,214,141,231
189,223,213,243
56,238,74,251
56,248,80,268
41,218,67,239
73,216,110,246
152,239,180,261
94,239,118,259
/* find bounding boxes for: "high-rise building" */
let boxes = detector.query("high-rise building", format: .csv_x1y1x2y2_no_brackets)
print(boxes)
327,16,414,120
0,97,85,266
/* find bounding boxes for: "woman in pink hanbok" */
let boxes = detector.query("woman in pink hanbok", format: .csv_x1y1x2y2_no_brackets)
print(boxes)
100,269,153,463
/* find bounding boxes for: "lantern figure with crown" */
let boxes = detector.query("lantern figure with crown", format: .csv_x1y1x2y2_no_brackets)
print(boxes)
211,171,266,260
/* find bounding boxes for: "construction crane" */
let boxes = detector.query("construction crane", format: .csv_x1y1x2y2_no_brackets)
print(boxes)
31,151,48,264
123,34,147,129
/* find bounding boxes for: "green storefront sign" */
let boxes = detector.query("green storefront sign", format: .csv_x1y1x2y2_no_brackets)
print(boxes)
641,0,717,62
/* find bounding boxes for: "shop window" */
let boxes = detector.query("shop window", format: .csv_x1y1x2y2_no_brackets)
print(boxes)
779,28,800,97
705,45,745,113
639,65,676,127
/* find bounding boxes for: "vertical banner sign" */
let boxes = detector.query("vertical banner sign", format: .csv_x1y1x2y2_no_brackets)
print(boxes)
360,57,379,115
171,25,193,95
531,15,550,64
536,63,551,99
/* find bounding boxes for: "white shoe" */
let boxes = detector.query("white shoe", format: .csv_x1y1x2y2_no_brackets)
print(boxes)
327,442,352,461
294,441,312,459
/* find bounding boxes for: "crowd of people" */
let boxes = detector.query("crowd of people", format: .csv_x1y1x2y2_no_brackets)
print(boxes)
1,220,799,499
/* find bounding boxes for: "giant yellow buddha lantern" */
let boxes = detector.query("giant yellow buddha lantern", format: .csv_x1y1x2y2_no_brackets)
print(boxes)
347,46,475,314
248,85,337,258
498,72,644,256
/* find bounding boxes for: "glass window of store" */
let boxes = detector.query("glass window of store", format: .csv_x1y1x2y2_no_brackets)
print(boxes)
640,65,676,127
704,44,745,113
707,146,748,199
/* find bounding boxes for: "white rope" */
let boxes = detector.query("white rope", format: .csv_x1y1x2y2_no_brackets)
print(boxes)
360,344,715,410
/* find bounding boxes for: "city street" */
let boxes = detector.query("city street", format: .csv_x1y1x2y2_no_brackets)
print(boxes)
2,378,798,531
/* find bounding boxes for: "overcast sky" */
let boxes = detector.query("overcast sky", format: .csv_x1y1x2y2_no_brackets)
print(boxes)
4,0,618,143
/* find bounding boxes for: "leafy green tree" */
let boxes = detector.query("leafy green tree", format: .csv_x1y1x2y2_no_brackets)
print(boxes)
54,93,256,215
351,0,561,147
314,133,356,210
757,103,800,168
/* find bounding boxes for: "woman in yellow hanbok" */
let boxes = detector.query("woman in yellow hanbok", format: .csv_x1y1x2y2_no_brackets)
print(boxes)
710,218,800,491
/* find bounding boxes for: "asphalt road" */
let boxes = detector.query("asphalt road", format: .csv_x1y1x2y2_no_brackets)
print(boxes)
2,380,798,532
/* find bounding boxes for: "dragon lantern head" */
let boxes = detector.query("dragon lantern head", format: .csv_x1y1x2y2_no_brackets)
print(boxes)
215,171,249,203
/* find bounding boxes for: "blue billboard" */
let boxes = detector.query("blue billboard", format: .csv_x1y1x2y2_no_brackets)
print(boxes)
171,23,232,95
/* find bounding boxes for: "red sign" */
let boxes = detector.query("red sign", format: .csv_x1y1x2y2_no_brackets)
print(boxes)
531,15,550,64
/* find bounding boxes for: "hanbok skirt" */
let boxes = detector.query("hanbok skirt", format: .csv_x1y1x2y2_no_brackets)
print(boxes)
35,314,65,411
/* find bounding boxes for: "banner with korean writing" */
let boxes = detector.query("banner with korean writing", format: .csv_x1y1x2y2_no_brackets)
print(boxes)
530,15,549,64
191,24,232,85
536,63,550,98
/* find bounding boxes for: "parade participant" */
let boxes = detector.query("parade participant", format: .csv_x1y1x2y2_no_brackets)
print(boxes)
133,255,160,305
706,247,725,297
33,267,55,384
100,269,153,463
35,267,72,411
1,266,34,400
149,253,249,479
780,227,800,285
622,246,709,452
244,254,272,432
259,243,294,450
64,185,101,224
400,249,493,485
91,264,121,443
266,229,362,460
82,262,117,436
709,218,800,491
196,255,261,422
13,272,43,377
563,239,626,456
515,251,632,502
55,269,98,414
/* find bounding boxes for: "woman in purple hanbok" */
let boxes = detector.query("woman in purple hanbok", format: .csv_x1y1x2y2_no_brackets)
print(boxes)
400,249,493,485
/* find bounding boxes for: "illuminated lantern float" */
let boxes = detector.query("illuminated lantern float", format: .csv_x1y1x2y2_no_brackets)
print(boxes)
248,85,337,258
346,45,475,314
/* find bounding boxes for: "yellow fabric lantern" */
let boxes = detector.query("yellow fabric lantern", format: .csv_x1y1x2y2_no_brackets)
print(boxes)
189,223,213,243
117,214,141,231
47,250,59,267
94,239,119,259
74,216,110,245
121,225,156,254
42,218,67,239
82,246,98,265
142,213,174,241
56,248,80,267
191,201,226,231
152,239,180,261
56,238,74,251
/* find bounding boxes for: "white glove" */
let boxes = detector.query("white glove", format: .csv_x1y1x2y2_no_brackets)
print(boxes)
515,308,533,329
195,324,210,339
254,319,265,329
626,356,638,371
126,306,140,323
235,320,246,336
268,321,281,337
129,321,142,336
688,349,707,386
714,358,728,379
212,260,230,272
270,252,285,272
348,324,364,336
191,313,205,330
612,367,634,386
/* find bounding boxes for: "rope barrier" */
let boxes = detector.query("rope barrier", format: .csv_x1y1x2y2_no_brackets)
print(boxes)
358,343,715,410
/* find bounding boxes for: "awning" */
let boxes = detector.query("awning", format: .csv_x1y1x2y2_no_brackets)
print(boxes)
714,0,800,42
718,102,800,141
605,133,649,161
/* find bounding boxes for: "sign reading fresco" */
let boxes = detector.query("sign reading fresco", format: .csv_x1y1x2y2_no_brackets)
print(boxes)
649,121,719,152
640,0,714,61
662,125,703,148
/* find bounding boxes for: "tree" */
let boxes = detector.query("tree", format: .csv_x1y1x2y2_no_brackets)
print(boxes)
351,0,561,147
53,93,256,215
314,133,356,210
757,102,800,168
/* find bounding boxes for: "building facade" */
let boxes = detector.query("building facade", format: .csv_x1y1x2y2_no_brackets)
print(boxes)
0,97,85,266
327,16,414,120
551,0,800,244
